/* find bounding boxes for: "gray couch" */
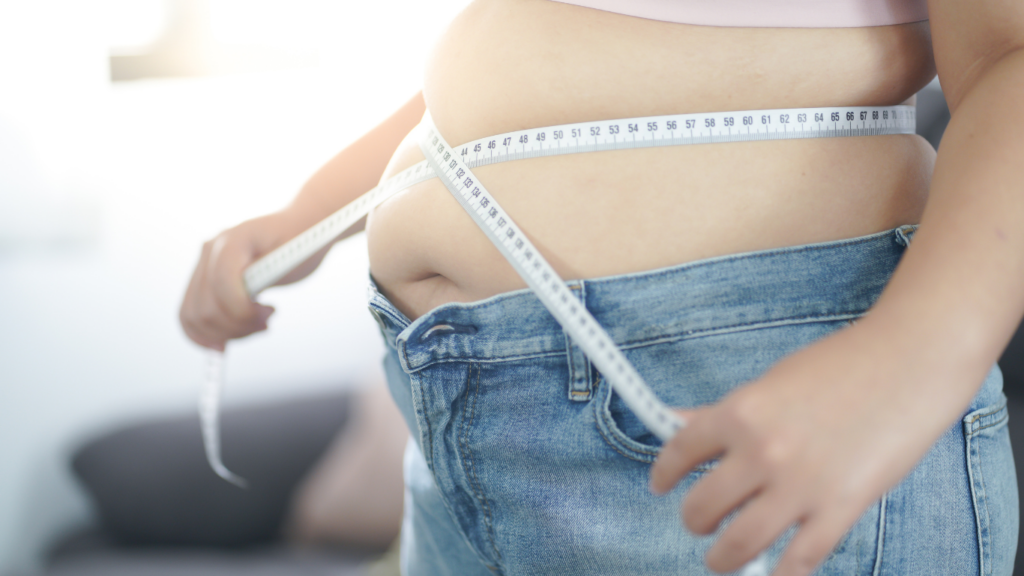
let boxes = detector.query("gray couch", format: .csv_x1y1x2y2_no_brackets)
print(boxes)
40,392,381,576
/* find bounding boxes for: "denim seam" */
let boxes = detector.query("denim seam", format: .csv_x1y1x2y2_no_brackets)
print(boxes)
411,372,435,474
967,402,1008,434
565,333,580,401
403,350,567,373
871,492,887,576
397,339,411,375
589,377,656,463
573,282,593,400
567,338,593,401
594,414,655,464
415,372,499,574
368,298,411,331
402,313,864,371
964,402,1006,576
593,408,716,472
615,312,864,351
976,431,992,576
377,230,901,325
974,413,1009,434
602,417,657,458
459,365,504,569
979,436,992,576
598,427,650,463
964,415,989,576
590,377,718,470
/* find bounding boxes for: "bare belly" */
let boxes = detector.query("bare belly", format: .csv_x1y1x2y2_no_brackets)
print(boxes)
366,0,938,320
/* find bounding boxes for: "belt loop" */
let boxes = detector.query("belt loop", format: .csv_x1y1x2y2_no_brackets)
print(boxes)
894,224,918,247
565,282,593,402
396,337,413,374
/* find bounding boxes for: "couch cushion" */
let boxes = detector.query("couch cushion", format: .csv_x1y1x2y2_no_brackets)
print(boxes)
71,392,351,547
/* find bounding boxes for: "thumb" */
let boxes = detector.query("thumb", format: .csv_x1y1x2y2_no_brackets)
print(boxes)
256,304,275,324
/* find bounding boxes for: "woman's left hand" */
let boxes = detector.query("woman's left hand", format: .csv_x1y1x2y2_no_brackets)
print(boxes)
649,318,969,576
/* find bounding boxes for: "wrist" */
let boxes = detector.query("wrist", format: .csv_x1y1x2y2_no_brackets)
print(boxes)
235,208,311,257
853,306,994,420
867,278,1005,376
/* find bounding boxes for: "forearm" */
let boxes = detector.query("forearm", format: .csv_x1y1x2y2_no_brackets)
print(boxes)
278,91,426,240
651,37,1024,576
866,48,1024,417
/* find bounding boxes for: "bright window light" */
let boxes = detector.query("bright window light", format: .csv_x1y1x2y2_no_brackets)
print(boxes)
105,0,167,54
210,0,320,50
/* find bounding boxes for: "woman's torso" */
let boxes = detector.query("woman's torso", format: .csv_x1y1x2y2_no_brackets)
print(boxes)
366,0,937,320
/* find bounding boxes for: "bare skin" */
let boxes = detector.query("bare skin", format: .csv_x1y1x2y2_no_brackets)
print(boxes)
180,0,1024,573
368,0,936,319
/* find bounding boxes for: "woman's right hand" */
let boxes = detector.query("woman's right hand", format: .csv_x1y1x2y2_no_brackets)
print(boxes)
179,210,322,351
179,92,425,351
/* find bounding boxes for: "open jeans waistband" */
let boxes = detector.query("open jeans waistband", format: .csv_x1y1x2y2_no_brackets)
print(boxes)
368,225,916,373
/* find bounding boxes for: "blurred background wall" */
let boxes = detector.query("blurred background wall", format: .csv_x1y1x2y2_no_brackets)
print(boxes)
0,0,468,572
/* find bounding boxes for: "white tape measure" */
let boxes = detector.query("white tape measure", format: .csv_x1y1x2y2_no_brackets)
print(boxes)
243,105,915,293
419,122,692,439
203,105,915,483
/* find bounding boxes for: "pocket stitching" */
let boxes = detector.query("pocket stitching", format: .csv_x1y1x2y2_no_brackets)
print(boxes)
967,402,1008,434
593,318,859,468
871,491,888,576
408,371,436,473
972,426,992,576
964,401,1008,576
593,377,659,463
458,364,504,567
592,376,716,470
615,312,864,351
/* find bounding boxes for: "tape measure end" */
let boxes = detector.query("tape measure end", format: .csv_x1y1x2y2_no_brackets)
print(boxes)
217,469,249,489
738,554,769,576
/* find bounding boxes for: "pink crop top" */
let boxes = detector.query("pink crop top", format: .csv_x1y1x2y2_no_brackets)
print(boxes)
550,0,928,28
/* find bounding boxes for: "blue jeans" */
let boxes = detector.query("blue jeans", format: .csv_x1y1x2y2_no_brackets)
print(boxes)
368,226,1018,575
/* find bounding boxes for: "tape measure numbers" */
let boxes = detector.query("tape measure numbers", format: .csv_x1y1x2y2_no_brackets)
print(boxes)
420,124,688,439
203,105,915,484
242,105,915,294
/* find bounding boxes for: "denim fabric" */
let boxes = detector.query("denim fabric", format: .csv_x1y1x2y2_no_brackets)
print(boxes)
368,226,1018,575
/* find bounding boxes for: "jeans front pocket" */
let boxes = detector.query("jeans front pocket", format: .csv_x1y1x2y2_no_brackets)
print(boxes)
593,374,664,464
592,319,857,467
964,397,1018,576
591,373,717,473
